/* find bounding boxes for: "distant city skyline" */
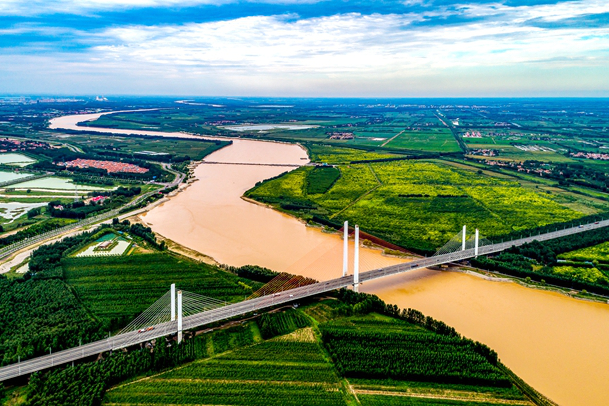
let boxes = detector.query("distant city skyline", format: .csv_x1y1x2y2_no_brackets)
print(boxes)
1,0,608,97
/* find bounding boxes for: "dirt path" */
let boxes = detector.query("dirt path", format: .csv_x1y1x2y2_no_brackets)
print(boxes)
330,164,382,219
380,129,405,147
354,389,533,405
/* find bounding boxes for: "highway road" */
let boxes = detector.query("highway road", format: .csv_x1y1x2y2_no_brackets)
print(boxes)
1,218,607,382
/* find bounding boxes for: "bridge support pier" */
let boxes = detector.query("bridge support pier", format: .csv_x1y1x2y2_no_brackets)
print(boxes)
474,229,479,257
343,221,349,277
354,225,360,292
177,290,183,344
171,283,176,321
462,225,466,251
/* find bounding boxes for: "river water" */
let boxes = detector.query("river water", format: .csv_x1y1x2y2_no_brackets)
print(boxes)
50,112,609,406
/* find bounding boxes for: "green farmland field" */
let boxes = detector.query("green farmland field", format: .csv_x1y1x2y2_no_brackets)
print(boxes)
63,254,257,325
559,241,609,263
385,128,461,152
247,157,590,252
101,303,533,406
307,144,400,164
103,328,348,406
42,129,229,161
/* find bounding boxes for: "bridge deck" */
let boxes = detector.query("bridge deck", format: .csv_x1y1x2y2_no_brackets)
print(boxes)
1,219,608,381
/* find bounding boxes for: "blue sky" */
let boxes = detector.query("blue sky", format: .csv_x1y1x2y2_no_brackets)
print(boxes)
1,0,608,96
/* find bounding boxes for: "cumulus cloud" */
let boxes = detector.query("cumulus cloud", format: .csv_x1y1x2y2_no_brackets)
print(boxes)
86,3,609,73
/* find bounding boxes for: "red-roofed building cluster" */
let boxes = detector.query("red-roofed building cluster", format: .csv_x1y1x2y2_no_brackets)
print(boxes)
62,159,149,174
0,137,49,152
90,195,108,203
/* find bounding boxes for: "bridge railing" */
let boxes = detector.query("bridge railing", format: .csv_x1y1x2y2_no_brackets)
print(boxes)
1,219,608,381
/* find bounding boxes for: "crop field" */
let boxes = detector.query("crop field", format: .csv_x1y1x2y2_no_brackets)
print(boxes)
357,395,528,406
307,144,400,164
550,265,609,285
62,253,256,324
86,108,464,154
95,301,536,406
248,154,589,251
103,328,348,406
320,314,531,406
385,129,461,152
559,241,609,263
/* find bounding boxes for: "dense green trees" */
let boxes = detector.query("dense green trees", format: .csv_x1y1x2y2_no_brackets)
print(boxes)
306,166,341,194
257,309,310,339
0,276,102,366
321,327,509,386
224,264,279,283
127,223,164,250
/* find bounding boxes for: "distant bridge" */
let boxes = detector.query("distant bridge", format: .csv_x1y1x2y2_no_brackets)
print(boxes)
1,219,608,381
201,161,301,167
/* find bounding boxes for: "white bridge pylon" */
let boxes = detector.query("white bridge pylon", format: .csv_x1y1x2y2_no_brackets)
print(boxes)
342,221,361,292
433,225,491,258
117,285,228,347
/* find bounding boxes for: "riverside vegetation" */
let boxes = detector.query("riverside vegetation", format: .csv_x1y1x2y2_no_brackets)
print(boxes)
246,151,600,252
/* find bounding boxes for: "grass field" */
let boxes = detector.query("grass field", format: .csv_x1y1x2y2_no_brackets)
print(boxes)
62,253,258,324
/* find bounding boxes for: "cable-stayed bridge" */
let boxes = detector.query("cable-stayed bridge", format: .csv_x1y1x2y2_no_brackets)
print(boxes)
1,219,608,382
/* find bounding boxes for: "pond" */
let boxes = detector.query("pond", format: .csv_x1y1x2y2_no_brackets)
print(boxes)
10,177,112,191
0,170,34,183
222,124,317,132
0,202,47,222
0,153,36,166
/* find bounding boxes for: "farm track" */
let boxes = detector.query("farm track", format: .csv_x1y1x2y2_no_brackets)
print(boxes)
380,129,405,147
354,389,533,405
330,164,382,219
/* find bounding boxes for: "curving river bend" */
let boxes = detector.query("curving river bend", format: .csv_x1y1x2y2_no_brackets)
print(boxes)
50,112,609,406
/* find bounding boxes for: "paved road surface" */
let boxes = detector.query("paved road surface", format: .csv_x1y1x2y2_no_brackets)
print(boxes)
1,218,607,381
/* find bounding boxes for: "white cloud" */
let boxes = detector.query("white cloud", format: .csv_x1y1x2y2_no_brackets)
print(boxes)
2,0,609,95
83,6,609,73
